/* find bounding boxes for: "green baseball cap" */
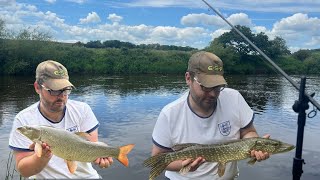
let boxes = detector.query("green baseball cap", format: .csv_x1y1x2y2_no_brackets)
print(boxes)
36,60,74,90
188,51,227,88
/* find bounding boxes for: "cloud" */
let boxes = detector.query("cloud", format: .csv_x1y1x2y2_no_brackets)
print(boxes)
181,13,252,29
79,12,101,24
0,0,15,6
45,0,56,4
116,0,320,13
117,0,201,8
210,29,230,40
1,2,319,51
107,13,123,23
66,0,86,4
227,13,252,27
181,13,225,27
271,13,320,49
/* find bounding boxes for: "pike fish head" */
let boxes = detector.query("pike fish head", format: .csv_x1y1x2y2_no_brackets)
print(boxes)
17,126,41,141
253,138,295,154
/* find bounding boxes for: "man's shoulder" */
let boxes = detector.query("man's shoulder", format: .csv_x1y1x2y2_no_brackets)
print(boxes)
162,91,188,112
66,100,93,114
16,102,39,117
67,99,90,107
220,88,241,98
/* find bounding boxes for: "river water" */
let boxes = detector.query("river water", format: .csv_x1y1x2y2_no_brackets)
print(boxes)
0,75,319,180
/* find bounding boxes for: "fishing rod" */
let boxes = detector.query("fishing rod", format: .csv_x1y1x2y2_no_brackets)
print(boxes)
201,0,320,111
201,0,320,180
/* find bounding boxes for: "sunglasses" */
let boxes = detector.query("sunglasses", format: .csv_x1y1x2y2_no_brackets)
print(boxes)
41,85,72,96
193,77,225,92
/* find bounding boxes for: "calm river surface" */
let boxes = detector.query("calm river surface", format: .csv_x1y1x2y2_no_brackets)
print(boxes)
0,75,319,180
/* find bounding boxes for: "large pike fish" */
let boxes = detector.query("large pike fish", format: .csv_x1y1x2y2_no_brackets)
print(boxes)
17,125,134,174
143,137,294,180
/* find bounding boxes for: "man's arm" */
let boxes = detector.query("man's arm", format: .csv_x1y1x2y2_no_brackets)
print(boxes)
240,121,259,139
151,144,205,172
15,143,52,177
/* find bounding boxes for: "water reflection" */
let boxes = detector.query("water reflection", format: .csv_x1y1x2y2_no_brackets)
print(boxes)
0,74,319,180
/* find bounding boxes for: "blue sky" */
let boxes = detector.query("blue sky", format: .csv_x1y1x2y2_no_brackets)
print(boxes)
1,0,320,52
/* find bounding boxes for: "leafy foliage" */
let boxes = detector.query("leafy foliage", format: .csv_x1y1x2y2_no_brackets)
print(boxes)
0,19,319,75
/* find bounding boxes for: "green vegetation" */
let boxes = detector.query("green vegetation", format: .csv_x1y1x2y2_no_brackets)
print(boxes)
5,151,22,180
1,19,319,75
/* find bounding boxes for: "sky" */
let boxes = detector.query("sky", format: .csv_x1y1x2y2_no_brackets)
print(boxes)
0,0,320,52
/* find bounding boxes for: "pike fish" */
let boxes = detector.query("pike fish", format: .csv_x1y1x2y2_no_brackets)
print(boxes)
17,125,135,174
143,137,295,180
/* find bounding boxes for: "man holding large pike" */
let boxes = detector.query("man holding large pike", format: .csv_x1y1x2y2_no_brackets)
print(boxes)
148,51,273,180
8,60,118,179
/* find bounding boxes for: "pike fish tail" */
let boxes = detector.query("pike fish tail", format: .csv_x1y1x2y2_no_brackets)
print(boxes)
143,153,169,180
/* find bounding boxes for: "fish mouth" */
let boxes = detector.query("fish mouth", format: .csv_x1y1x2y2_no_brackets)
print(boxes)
278,143,295,153
17,126,26,133
16,126,41,140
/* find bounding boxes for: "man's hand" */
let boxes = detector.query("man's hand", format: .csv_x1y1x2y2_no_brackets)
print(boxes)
29,142,53,159
94,157,114,168
250,134,271,161
181,157,205,172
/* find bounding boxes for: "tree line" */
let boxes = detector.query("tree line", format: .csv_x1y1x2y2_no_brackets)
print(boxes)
74,40,196,51
1,19,319,76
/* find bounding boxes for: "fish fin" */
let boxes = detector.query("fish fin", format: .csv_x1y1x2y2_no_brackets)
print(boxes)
218,162,226,177
117,144,135,167
172,143,200,151
75,132,91,140
247,158,257,165
35,142,42,157
143,153,169,180
94,141,108,146
66,160,77,174
179,164,192,175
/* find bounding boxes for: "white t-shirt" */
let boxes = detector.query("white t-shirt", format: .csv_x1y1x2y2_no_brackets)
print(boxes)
152,88,254,180
9,100,101,179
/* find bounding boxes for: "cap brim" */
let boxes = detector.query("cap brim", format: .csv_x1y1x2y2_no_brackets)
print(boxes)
45,79,75,90
197,74,227,87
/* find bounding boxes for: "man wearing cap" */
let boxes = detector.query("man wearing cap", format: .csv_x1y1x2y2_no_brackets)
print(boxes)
9,60,113,179
150,51,270,179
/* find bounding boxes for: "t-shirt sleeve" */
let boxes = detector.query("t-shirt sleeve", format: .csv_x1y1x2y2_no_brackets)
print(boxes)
9,115,33,151
237,92,254,128
152,110,172,149
79,103,99,133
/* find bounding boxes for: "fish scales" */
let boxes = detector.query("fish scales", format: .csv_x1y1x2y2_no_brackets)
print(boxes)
143,137,295,180
169,140,250,163
40,127,120,162
17,125,135,173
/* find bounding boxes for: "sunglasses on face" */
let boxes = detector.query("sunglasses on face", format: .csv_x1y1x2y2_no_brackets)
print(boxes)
193,77,225,92
41,84,72,96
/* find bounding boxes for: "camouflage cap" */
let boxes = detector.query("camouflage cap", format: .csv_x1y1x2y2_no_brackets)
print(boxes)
36,60,74,90
187,51,227,87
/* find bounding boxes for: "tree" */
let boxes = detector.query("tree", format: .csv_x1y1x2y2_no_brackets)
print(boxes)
218,25,255,56
216,25,290,59
0,19,5,39
293,49,311,61
15,27,52,41
268,36,291,58
0,19,11,39
85,40,104,48
73,41,85,47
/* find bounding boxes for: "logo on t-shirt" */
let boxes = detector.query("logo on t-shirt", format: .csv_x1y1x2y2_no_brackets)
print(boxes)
66,125,79,132
218,121,231,136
